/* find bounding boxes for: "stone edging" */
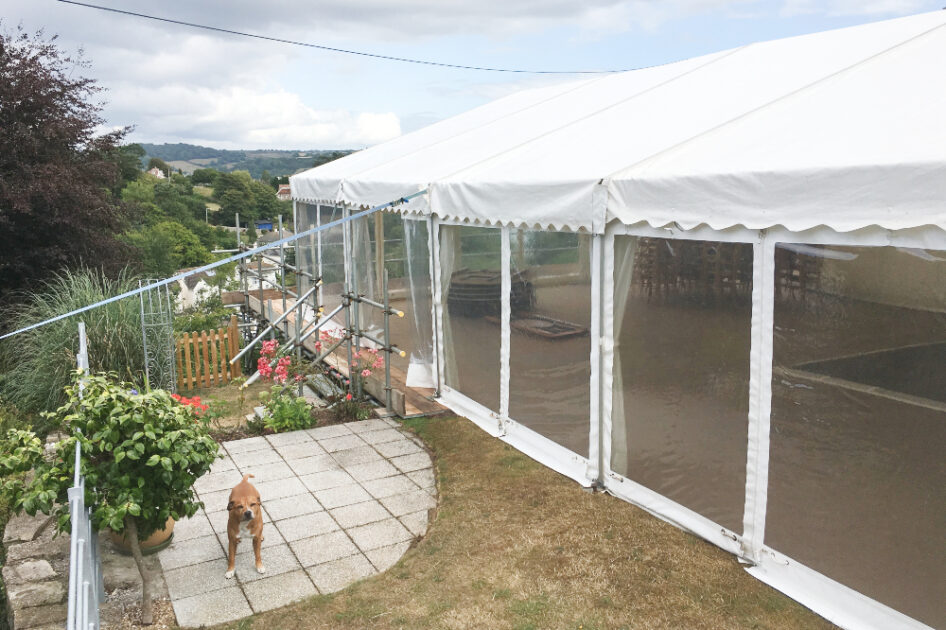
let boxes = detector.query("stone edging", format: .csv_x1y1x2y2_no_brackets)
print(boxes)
2,512,68,630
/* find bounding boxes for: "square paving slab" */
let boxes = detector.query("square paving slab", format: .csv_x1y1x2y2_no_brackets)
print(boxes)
156,421,435,627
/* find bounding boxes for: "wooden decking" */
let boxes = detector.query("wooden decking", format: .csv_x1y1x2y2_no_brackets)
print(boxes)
247,295,445,418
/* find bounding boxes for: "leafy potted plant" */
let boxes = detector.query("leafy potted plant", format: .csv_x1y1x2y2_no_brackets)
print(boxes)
8,371,219,625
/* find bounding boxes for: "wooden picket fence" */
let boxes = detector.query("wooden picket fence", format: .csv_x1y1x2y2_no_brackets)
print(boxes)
175,315,242,391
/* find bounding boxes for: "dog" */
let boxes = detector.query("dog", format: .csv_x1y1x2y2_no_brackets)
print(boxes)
224,474,266,579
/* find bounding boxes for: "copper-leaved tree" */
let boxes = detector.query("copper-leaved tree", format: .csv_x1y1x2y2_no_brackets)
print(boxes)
0,25,133,304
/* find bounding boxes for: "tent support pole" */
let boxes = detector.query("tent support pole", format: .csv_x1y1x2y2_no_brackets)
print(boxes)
592,232,606,486
741,231,775,563
499,227,511,434
431,217,444,397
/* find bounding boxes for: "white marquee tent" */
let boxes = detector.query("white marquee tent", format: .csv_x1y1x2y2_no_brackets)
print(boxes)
291,11,946,630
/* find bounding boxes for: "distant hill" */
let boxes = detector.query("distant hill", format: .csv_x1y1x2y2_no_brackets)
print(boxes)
140,143,355,179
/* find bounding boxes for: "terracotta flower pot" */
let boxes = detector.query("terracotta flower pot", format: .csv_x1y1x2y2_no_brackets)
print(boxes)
108,517,175,556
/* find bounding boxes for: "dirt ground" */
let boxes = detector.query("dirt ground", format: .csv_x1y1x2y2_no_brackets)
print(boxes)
185,380,274,429
211,415,834,630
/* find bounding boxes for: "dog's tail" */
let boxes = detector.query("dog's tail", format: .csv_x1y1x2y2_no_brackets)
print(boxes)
242,474,255,482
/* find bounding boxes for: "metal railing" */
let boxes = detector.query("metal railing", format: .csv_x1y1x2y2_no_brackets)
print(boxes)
67,322,104,629
66,440,104,630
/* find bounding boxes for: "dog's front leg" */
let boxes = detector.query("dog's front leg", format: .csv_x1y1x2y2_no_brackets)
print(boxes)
225,535,238,578
253,535,265,574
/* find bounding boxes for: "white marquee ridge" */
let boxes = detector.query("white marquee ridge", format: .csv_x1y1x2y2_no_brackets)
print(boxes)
291,10,946,234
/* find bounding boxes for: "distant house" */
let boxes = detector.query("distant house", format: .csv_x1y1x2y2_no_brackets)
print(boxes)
146,167,167,179
276,184,291,200
174,269,215,310
255,220,274,231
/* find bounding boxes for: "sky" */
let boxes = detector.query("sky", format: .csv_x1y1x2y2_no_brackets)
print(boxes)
3,0,942,150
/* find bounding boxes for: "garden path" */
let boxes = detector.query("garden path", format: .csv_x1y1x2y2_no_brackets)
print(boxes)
157,418,436,627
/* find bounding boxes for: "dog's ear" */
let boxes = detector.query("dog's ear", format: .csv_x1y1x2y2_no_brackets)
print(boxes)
226,500,234,511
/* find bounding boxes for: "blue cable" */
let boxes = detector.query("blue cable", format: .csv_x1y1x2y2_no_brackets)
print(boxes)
0,191,426,341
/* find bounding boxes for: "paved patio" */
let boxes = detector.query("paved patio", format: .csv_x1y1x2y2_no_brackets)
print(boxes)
158,418,436,627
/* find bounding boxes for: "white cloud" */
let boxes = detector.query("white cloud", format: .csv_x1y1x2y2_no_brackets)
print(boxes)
780,0,930,16
574,0,759,37
111,84,400,149
30,0,767,44
4,0,768,149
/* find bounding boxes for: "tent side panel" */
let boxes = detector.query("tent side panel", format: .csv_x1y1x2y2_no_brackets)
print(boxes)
439,225,503,415
610,235,752,534
508,229,593,458
766,244,946,628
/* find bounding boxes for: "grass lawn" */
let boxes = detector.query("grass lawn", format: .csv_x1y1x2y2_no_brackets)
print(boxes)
217,414,835,630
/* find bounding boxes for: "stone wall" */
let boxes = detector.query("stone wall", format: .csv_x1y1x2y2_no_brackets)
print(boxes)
2,512,168,629
2,513,68,629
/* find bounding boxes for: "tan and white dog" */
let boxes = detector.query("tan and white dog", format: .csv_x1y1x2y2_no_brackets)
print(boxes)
224,474,266,579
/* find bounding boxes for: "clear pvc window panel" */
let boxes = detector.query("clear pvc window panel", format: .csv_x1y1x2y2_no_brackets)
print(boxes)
611,236,752,533
509,230,591,457
295,203,319,302
400,217,434,387
766,244,946,628
440,225,501,412
319,205,346,312
351,213,383,337
351,211,418,373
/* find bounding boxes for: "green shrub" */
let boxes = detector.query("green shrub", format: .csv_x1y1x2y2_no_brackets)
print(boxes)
173,294,233,333
331,394,374,422
0,394,35,436
7,371,219,623
260,386,316,432
0,268,145,415
14,372,219,534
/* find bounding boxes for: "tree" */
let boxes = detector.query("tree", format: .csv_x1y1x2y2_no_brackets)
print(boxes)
213,171,254,225
146,156,171,175
218,188,254,225
108,143,145,193
250,179,282,221
191,168,218,186
244,222,257,244
123,221,211,277
0,27,131,303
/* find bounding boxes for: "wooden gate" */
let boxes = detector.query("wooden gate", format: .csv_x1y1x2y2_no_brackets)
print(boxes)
175,315,242,390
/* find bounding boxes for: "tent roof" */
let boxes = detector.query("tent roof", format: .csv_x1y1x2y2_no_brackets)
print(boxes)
291,11,946,234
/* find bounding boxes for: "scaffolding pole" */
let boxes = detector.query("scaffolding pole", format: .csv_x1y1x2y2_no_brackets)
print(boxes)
232,201,409,414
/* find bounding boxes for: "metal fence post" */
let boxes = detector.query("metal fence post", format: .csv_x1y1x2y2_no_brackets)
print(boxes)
138,282,150,391
383,269,392,412
67,323,102,629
